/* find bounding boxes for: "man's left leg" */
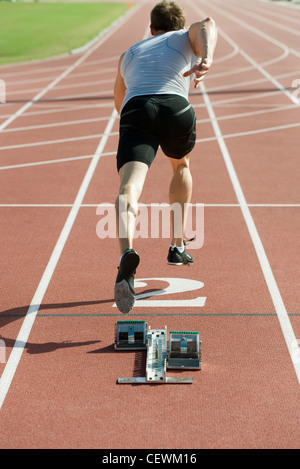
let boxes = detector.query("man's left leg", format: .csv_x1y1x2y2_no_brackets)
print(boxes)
167,153,194,265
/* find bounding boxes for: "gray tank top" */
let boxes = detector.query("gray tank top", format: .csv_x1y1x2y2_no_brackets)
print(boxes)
120,29,199,112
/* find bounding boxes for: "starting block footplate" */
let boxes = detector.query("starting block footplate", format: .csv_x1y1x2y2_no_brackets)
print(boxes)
115,320,147,350
167,331,201,370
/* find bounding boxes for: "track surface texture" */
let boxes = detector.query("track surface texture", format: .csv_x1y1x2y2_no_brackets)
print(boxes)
0,0,299,449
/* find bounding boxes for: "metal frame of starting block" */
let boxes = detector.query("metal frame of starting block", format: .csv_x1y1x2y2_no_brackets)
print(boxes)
115,321,201,384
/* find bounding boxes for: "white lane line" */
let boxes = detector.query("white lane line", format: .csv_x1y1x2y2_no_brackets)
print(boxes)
206,0,300,104
6,78,113,96
209,0,293,51
290,48,300,59
0,155,93,171
259,0,300,11
225,0,300,36
0,151,115,171
0,108,118,410
213,46,239,64
0,5,136,133
241,0,300,25
205,69,300,93
196,103,298,124
0,3,143,410
0,203,299,208
192,89,290,108
190,0,290,76
2,99,294,125
206,43,292,79
239,48,299,105
1,116,110,133
5,90,114,104
195,121,300,143
9,102,114,118
5,68,113,86
0,132,118,150
0,55,120,80
0,64,86,132
0,64,68,79
6,67,117,88
0,102,114,121
195,1,298,105
200,81,300,384
0,204,76,207
1,120,298,152
7,75,59,87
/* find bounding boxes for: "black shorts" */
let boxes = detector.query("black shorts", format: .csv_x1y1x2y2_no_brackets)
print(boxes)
116,94,196,171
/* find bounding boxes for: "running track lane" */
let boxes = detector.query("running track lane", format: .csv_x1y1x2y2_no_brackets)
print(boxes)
0,0,299,449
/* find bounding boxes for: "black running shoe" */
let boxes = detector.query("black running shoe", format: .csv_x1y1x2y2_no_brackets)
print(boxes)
114,248,140,314
167,245,194,265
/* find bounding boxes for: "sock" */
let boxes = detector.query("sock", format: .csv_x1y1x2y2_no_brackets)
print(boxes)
170,244,184,253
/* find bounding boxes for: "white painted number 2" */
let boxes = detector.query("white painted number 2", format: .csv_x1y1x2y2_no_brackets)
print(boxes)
134,277,206,307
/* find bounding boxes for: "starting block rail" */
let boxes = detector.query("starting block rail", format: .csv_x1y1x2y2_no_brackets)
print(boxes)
115,321,201,384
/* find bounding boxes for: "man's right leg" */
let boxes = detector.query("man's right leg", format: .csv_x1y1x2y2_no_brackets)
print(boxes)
115,160,149,254
114,161,148,314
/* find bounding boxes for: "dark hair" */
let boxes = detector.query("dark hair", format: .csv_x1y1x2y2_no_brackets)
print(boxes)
150,1,186,32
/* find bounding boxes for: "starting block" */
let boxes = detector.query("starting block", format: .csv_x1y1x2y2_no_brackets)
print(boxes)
114,320,147,350
167,331,201,369
115,321,201,384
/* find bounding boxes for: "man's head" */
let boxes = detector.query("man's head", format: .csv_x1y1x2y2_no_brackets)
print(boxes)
150,1,186,35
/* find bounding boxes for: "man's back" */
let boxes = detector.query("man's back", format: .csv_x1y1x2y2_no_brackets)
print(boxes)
120,29,198,111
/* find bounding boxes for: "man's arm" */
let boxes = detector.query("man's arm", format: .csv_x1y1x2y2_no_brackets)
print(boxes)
114,52,126,113
184,18,217,88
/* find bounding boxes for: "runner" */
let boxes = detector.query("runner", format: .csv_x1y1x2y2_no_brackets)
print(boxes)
113,1,217,313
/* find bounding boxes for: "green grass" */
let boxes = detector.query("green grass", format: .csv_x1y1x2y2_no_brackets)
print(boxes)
0,2,130,65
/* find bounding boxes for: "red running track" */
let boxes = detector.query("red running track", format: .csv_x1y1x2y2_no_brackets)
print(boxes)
0,0,299,449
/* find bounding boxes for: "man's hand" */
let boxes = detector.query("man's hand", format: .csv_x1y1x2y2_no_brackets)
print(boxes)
185,18,217,88
183,58,212,89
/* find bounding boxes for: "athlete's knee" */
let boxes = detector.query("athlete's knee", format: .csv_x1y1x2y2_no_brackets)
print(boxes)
170,154,191,172
179,153,191,166
115,184,139,217
118,182,137,201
